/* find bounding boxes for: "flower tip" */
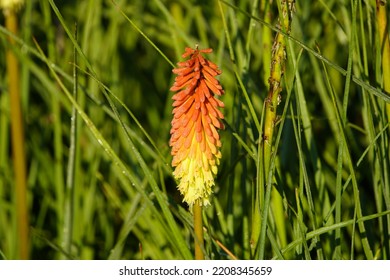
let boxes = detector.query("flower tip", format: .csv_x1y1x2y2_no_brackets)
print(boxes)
200,48,213,54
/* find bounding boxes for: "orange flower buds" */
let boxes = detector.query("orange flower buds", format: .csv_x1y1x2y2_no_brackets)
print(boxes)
169,47,225,207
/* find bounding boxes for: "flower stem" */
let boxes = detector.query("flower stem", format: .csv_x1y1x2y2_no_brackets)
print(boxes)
194,199,204,260
5,7,29,259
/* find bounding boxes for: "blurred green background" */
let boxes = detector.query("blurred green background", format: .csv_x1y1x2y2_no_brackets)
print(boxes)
1,0,389,260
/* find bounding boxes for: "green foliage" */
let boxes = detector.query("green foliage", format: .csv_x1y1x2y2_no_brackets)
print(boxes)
0,0,389,260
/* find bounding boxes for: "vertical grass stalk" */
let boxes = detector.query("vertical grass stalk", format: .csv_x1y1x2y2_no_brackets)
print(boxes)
263,1,292,179
61,23,78,259
2,1,29,259
251,0,294,259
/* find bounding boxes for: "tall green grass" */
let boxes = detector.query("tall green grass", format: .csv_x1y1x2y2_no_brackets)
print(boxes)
0,0,389,260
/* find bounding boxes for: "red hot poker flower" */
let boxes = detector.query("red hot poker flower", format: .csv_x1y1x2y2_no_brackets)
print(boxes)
169,47,225,207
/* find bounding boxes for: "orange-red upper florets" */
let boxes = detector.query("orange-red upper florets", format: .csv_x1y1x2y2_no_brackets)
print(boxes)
169,47,225,206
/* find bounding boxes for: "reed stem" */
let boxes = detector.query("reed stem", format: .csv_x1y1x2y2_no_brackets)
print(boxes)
5,7,29,260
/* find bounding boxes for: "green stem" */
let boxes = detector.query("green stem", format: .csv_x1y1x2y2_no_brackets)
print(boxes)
252,0,293,259
5,8,29,260
194,200,204,260
61,23,78,259
263,0,291,174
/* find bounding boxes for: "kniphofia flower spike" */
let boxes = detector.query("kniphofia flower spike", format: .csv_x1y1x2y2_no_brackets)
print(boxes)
170,46,225,207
